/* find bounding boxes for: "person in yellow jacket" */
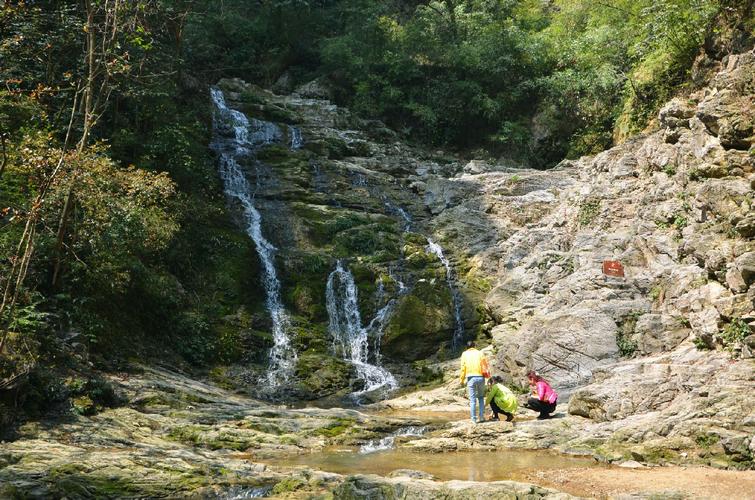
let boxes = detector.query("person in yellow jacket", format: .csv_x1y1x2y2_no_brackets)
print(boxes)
485,375,518,421
459,340,489,423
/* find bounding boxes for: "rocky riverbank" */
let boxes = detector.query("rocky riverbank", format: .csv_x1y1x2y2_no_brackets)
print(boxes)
2,366,754,499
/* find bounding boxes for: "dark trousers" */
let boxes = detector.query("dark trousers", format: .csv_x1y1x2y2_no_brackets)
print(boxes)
526,397,557,417
490,400,514,421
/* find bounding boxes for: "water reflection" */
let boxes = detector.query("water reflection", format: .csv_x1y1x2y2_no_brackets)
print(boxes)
264,448,602,483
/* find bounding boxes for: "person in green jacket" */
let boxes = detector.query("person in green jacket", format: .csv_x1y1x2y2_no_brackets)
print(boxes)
485,376,518,422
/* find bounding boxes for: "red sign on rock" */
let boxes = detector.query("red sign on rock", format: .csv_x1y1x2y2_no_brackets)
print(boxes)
603,260,625,278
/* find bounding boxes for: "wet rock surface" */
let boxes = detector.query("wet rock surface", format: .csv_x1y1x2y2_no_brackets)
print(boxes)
0,367,429,498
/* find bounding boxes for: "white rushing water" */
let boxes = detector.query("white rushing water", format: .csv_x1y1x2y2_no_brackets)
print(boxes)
210,87,297,388
219,486,272,499
366,299,396,364
326,261,398,398
288,125,303,150
359,426,427,454
426,238,464,349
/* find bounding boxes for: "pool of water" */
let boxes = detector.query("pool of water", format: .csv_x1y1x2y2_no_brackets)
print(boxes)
263,447,604,483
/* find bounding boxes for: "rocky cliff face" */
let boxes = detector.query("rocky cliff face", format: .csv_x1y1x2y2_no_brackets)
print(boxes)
425,51,753,385
212,50,752,464
410,50,754,468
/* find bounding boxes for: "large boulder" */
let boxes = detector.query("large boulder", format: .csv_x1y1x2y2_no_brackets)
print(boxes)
568,346,728,421
726,251,755,293
496,309,619,389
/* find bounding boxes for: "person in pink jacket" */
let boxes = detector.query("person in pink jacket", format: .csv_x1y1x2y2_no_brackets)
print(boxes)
524,371,558,419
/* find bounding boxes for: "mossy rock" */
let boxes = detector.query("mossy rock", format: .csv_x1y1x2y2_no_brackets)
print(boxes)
236,89,301,123
272,477,307,494
166,424,257,451
287,283,325,320
284,251,331,276
256,144,296,163
289,323,329,353
297,207,371,246
303,137,349,159
382,283,454,361
333,224,400,259
313,417,357,438
294,353,353,398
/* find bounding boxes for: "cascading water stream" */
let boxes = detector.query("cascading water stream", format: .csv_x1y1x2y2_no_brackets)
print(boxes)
366,299,395,364
326,261,398,399
210,87,297,388
288,125,303,150
426,238,464,350
358,426,427,454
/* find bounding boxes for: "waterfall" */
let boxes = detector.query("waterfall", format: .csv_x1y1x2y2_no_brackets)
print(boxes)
383,199,412,232
210,87,297,388
326,261,398,398
366,299,395,364
288,125,303,150
426,238,464,349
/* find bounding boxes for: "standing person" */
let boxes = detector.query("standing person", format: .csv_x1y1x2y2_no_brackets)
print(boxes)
525,371,558,419
459,340,489,423
485,376,518,422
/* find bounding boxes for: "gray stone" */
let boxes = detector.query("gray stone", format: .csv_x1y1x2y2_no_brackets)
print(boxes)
726,252,755,293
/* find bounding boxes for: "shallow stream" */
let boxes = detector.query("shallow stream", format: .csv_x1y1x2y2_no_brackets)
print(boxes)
263,447,603,483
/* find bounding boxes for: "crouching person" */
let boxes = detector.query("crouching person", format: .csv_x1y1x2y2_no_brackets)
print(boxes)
525,371,558,419
485,376,518,421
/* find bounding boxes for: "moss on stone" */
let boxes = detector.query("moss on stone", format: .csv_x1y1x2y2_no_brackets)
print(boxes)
288,283,321,319
272,477,306,494
382,282,454,361
208,366,236,390
314,417,357,437
294,354,353,397
333,223,400,258
167,424,204,446
290,323,329,353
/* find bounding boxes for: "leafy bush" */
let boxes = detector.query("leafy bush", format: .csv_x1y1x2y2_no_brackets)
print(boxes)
720,318,751,351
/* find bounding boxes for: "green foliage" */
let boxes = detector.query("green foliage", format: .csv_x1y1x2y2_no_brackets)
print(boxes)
617,332,638,357
272,478,306,495
578,199,601,226
693,335,713,350
673,214,688,230
720,318,751,352
617,311,641,357
695,433,719,448
5,295,51,336
320,0,548,157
